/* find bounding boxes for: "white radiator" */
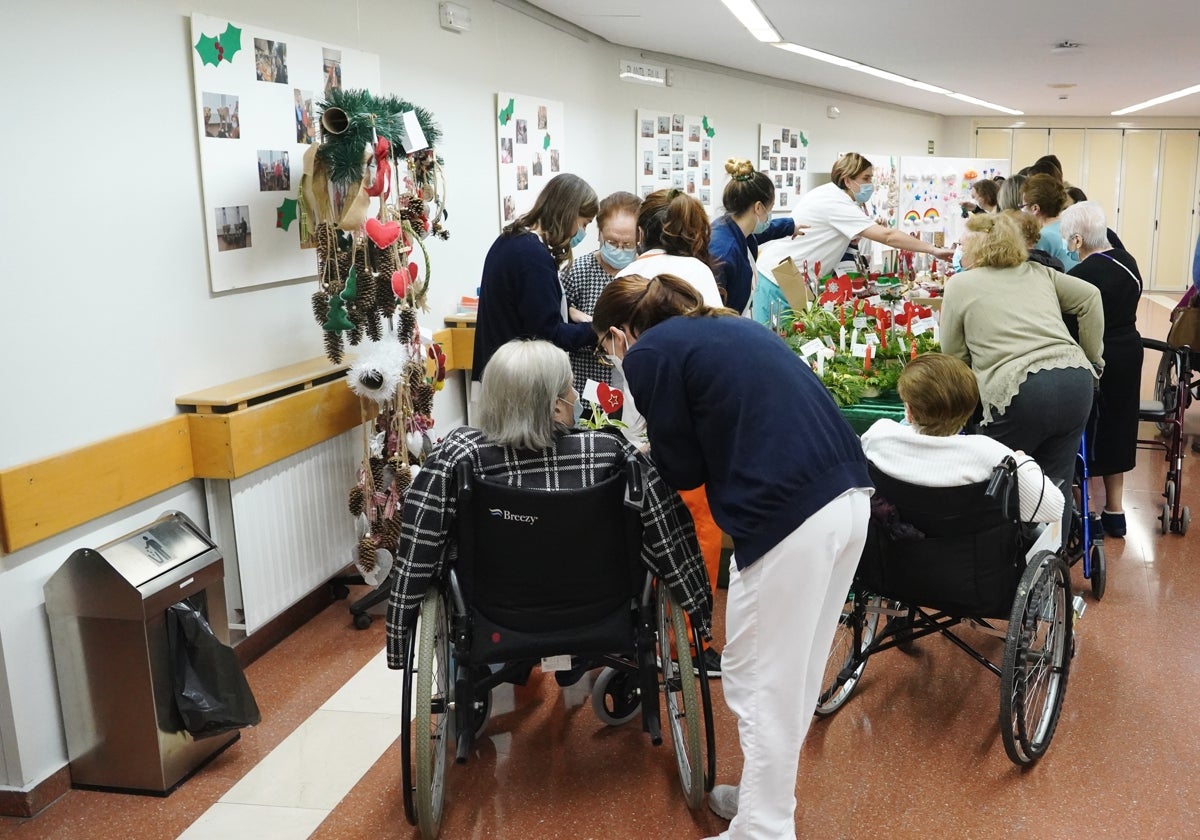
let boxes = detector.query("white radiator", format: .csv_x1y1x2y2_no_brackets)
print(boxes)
205,428,361,633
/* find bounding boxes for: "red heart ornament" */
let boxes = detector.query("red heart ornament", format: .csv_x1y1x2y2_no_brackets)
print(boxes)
408,261,420,282
595,382,624,414
365,218,401,248
391,270,410,298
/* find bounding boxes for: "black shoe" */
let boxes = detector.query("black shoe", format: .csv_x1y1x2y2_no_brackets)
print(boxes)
694,647,722,678
1101,511,1127,538
554,663,589,687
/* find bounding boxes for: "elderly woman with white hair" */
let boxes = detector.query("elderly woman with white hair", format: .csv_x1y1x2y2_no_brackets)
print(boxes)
384,338,712,671
1061,200,1143,537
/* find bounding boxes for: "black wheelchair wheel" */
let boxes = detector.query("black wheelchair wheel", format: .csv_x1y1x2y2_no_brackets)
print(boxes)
591,666,641,726
1180,507,1191,535
1154,352,1179,435
656,586,704,808
1089,543,1106,601
1000,551,1072,766
414,590,453,838
1160,504,1171,535
815,592,880,717
400,631,417,826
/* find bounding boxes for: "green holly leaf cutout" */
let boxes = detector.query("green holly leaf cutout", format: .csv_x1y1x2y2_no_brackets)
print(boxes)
498,98,515,126
543,133,551,150
702,116,716,138
219,23,242,62
276,198,298,231
195,33,221,67
798,131,809,148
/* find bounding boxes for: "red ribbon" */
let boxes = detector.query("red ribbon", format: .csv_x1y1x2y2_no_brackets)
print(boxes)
365,137,392,198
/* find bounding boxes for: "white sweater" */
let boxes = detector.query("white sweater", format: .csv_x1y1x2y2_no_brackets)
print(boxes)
860,419,1064,524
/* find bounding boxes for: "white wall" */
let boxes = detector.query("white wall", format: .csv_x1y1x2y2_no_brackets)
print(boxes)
0,0,948,792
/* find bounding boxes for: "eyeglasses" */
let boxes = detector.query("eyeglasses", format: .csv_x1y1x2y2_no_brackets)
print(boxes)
602,238,637,251
594,339,614,367
1019,203,1031,209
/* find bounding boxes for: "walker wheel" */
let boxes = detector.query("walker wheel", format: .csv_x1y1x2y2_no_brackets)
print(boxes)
1160,504,1171,535
1179,507,1191,536
1165,479,1177,510
1089,544,1106,601
353,612,373,630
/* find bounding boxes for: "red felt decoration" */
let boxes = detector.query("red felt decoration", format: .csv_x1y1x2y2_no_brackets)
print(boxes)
595,382,624,414
408,261,420,281
365,218,401,248
391,270,410,298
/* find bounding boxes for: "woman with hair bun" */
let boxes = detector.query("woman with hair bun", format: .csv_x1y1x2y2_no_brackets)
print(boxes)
593,273,871,839
616,189,724,307
759,152,954,281
709,158,801,315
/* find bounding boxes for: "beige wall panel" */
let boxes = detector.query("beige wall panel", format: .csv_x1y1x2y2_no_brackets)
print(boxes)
1152,131,1200,290
1119,130,1161,283
1050,129,1085,186
1012,129,1050,169
1083,130,1124,233
975,128,1012,162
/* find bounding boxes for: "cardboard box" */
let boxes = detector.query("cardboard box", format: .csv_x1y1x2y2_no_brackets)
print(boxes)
770,257,811,310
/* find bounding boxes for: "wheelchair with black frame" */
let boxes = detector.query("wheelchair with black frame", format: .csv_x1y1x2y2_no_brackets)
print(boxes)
817,458,1076,766
398,457,716,839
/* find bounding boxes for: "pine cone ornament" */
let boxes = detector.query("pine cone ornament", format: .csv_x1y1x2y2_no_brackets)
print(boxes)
348,484,365,517
368,456,386,491
406,360,425,391
382,515,402,548
413,382,435,416
312,290,331,326
357,536,377,572
324,330,345,364
398,307,417,343
365,309,383,343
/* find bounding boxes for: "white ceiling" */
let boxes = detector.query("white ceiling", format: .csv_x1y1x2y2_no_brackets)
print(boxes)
528,0,1200,118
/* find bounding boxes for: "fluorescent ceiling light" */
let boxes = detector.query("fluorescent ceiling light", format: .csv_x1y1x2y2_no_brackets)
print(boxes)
718,0,780,42
619,71,665,85
773,41,1023,115
1112,83,1200,115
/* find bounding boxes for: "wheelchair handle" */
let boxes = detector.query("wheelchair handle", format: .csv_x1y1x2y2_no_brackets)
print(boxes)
985,456,1017,499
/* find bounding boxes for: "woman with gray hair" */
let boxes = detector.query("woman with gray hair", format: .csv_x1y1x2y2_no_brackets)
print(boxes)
1061,201,1143,537
384,339,713,673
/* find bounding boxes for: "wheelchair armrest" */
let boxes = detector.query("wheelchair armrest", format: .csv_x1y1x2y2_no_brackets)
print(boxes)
456,460,474,501
623,457,646,511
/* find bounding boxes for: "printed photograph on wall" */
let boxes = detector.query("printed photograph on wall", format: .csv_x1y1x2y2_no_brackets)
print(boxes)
191,13,382,291
636,109,718,215
254,38,288,83
758,123,810,212
322,48,341,95
201,92,240,139
215,205,251,251
496,92,566,228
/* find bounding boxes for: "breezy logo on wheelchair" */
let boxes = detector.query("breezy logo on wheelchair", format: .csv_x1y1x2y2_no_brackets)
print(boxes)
487,507,539,525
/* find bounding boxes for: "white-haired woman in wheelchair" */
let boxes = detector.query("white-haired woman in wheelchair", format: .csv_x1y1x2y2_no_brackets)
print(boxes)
862,353,1064,525
384,338,713,676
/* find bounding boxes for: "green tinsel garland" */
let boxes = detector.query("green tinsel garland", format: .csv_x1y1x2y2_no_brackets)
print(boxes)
317,89,444,185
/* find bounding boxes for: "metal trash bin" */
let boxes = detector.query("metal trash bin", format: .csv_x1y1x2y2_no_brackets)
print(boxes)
44,511,240,794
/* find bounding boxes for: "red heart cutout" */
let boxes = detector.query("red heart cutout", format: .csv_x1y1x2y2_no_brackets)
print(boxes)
408,261,420,281
596,382,624,415
391,270,410,298
365,218,401,248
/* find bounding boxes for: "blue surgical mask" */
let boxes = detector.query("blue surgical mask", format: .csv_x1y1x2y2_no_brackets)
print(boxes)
569,226,587,249
752,211,770,236
558,395,585,426
853,182,874,205
599,241,636,270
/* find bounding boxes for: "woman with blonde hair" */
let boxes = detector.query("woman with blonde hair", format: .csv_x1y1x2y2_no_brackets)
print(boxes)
759,152,954,280
593,274,871,840
709,158,800,314
941,212,1104,543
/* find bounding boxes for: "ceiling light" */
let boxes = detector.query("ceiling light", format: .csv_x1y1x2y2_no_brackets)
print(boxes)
946,92,1023,116
718,0,780,42
773,42,1023,114
1112,83,1200,115
1051,41,1083,55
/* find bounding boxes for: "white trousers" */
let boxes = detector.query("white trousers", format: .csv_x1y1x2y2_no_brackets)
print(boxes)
719,488,871,840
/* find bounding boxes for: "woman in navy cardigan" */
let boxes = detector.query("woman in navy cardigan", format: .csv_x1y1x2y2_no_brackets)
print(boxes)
708,158,798,315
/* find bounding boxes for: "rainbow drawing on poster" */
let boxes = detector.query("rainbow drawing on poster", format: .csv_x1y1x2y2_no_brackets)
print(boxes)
904,210,921,225
923,208,940,222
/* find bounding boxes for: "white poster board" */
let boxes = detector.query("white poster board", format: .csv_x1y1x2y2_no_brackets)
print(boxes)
899,156,1009,245
496,92,565,228
190,13,381,292
636,110,718,215
758,124,810,214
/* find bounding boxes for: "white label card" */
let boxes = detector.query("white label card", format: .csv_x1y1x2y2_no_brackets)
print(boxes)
399,110,430,153
853,316,868,330
800,338,825,358
541,655,572,672
852,342,868,358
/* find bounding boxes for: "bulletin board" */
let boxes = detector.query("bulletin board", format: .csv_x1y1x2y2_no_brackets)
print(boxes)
758,124,809,214
899,156,1009,244
496,92,565,228
858,152,900,229
190,13,381,292
636,110,718,215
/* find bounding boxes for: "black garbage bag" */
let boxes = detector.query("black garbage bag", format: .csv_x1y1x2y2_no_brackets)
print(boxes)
166,599,261,738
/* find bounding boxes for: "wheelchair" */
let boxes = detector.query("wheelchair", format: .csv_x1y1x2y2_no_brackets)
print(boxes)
1066,427,1105,600
816,460,1075,767
1140,337,1193,534
398,459,716,839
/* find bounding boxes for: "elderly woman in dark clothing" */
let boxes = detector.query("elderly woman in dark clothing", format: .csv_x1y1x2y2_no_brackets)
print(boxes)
1060,201,1142,537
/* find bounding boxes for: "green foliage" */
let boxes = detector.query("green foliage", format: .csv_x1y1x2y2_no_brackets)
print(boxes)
317,89,444,185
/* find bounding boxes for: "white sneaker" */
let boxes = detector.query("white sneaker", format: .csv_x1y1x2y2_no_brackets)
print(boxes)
708,784,739,820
